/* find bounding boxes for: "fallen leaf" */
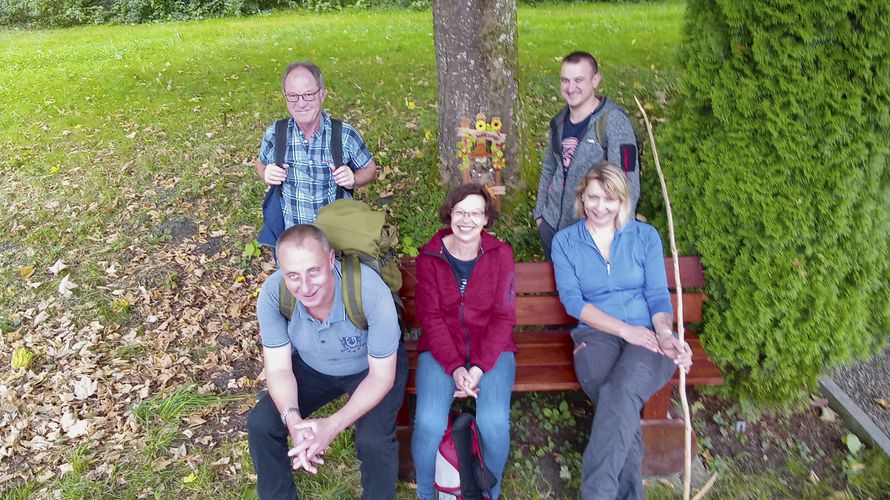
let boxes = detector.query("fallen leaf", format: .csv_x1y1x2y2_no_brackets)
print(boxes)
73,376,97,400
105,262,118,276
58,276,77,297
48,259,67,275
811,396,829,408
182,472,197,484
820,406,837,422
20,267,35,279
874,398,890,410
809,470,820,484
405,98,416,110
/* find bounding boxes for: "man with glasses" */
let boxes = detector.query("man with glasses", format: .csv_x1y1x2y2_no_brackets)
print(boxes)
533,51,640,260
255,61,378,226
247,224,408,499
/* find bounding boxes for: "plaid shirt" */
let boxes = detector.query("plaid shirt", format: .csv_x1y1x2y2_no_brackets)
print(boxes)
259,112,373,226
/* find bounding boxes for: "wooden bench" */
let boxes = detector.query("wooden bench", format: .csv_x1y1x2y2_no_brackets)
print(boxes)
395,257,723,477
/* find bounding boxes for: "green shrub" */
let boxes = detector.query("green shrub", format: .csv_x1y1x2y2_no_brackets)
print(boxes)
0,0,430,27
661,0,890,408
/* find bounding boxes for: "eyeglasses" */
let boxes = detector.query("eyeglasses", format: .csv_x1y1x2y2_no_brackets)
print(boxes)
284,89,321,103
452,209,485,221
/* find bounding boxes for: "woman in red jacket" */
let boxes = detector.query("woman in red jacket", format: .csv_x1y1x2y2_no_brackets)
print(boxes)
411,183,517,500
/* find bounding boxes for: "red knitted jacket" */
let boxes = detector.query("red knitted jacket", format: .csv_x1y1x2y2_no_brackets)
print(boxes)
414,228,517,374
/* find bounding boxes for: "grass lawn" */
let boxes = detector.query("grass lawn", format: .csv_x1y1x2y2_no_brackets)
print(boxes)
1,1,888,498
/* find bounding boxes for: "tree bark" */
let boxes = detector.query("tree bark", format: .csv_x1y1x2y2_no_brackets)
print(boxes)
432,0,518,186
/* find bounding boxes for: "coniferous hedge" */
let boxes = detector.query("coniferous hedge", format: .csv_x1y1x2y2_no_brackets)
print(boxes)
661,0,890,408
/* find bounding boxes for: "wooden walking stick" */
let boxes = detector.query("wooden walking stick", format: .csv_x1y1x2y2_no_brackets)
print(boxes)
633,97,694,499
634,98,719,500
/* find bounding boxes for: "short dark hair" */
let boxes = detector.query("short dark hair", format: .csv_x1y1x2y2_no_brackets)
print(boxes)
281,61,325,92
562,51,598,75
276,224,331,256
438,183,499,228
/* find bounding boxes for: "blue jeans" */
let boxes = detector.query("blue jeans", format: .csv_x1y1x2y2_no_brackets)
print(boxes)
411,351,516,500
247,346,408,500
571,326,677,500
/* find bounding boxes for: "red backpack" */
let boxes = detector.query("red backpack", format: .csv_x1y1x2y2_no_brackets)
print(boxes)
434,411,497,500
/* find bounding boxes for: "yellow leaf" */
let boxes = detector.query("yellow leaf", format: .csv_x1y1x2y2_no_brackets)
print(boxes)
182,472,197,484
631,38,637,45
20,267,35,279
405,98,416,110
12,347,34,369
424,130,432,141
235,275,245,283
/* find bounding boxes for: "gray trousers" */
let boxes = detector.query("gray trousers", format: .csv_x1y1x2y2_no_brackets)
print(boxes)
571,326,677,500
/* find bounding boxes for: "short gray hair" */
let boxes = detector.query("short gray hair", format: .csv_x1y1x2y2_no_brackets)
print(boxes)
281,61,325,92
276,224,331,256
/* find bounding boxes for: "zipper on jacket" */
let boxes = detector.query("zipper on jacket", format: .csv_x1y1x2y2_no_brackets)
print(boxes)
460,295,470,365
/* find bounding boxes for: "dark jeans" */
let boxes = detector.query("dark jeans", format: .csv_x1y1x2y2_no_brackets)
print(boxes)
247,345,408,500
571,326,677,500
538,219,557,261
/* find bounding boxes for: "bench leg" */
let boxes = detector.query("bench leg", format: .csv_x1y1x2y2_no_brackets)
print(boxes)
641,418,696,476
642,385,671,420
396,394,415,481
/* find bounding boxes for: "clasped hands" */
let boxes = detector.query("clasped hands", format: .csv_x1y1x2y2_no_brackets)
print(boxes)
286,416,339,474
452,366,483,398
263,163,355,189
620,325,693,373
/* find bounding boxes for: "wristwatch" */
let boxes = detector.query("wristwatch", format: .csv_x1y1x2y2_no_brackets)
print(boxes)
280,406,301,424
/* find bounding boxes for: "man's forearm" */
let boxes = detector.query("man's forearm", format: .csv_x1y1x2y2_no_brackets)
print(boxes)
328,364,394,432
266,368,300,416
353,162,377,188
255,159,266,181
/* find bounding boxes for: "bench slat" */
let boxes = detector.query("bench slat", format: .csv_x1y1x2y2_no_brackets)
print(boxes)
401,292,704,328
398,256,705,298
404,331,721,394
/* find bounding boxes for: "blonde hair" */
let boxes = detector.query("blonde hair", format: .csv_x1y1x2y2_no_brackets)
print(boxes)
574,162,632,229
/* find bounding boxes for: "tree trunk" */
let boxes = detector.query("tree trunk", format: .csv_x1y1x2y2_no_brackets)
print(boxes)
432,0,519,186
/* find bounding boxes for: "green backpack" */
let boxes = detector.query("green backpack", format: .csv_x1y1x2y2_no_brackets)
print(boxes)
278,199,403,330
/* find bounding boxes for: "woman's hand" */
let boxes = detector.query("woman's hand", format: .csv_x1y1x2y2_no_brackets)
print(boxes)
656,332,693,372
619,325,660,354
452,367,479,398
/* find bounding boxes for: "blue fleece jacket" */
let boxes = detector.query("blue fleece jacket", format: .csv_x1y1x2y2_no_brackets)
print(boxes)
551,220,672,329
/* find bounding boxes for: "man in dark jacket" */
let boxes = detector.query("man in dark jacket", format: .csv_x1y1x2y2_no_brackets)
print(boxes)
533,51,640,259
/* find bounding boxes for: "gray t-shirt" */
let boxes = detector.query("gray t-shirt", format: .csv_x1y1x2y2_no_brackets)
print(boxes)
256,261,400,376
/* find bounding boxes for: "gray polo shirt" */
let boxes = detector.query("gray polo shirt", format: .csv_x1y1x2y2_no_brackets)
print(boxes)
256,261,400,376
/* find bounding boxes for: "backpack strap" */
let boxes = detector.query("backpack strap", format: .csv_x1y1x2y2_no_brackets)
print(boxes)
274,118,289,167
594,109,611,151
341,253,369,330
279,278,296,321
330,119,351,200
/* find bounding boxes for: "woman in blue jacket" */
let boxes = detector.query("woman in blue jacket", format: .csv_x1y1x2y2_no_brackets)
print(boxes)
551,162,693,500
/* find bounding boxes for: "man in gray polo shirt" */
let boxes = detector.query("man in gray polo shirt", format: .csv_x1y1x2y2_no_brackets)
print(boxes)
247,224,408,500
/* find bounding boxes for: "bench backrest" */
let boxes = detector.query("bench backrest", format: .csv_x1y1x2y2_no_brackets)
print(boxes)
398,257,705,328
